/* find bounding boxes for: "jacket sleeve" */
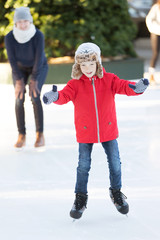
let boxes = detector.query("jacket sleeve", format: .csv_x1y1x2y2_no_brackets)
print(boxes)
111,74,140,96
146,4,160,35
4,33,23,80
54,80,77,105
31,31,46,81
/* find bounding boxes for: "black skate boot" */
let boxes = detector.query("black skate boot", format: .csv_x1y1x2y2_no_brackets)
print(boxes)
109,188,129,215
70,193,88,219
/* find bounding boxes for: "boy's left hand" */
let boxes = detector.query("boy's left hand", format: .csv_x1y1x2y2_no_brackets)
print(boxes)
128,78,149,93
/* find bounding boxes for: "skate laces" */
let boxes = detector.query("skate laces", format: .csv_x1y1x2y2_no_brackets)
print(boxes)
112,190,127,206
75,193,87,210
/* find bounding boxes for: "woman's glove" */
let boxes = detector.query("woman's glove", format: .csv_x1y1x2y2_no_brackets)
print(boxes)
29,79,40,98
128,78,149,93
15,79,25,99
43,85,58,104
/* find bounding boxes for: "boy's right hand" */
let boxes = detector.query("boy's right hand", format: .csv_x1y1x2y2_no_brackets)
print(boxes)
43,85,58,104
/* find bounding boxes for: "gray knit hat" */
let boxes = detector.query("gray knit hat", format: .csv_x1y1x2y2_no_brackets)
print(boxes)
14,7,33,23
71,42,103,79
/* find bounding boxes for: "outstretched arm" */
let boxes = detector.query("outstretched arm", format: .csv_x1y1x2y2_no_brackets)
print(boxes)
111,73,149,96
43,79,77,105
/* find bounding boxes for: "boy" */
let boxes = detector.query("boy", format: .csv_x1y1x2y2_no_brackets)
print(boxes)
43,43,149,219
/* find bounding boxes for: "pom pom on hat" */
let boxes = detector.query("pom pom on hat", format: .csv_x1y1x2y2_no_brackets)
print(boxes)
14,7,33,23
71,42,103,79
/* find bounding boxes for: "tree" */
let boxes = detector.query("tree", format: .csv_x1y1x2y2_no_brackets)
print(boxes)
0,0,137,61
0,0,12,61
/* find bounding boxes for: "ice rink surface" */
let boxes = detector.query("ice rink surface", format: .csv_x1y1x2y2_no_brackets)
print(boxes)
0,83,160,240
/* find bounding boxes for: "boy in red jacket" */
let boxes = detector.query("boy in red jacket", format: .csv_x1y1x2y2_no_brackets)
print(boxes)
43,43,149,219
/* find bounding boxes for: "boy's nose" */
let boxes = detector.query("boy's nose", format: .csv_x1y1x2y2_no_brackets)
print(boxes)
85,64,90,69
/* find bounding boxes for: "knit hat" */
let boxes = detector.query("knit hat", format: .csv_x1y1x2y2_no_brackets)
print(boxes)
14,7,33,23
71,42,103,79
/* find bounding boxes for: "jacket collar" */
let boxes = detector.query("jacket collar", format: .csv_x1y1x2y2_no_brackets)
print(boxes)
80,74,97,82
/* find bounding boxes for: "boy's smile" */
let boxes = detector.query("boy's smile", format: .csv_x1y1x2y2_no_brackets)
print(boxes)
80,61,97,78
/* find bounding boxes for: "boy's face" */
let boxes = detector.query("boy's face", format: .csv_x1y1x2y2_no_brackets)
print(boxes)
80,61,97,78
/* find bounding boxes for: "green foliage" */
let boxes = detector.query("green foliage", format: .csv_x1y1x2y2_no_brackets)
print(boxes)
0,0,137,61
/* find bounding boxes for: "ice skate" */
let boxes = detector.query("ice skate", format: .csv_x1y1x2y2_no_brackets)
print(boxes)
109,188,129,215
14,134,26,148
70,193,88,219
34,132,45,148
149,74,156,85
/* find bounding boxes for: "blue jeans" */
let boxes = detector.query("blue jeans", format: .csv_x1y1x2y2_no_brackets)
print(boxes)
75,139,122,193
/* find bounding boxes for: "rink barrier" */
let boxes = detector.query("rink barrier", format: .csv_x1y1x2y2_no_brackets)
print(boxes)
0,58,144,84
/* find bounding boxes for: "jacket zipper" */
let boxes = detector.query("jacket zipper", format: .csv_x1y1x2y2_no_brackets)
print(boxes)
91,77,100,143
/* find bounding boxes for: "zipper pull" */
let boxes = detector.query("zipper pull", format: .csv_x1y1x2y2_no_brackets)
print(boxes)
92,77,94,85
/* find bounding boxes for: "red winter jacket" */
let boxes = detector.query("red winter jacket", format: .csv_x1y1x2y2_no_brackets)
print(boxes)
55,69,139,143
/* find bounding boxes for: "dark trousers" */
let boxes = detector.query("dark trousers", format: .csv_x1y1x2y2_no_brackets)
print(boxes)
13,63,48,134
150,33,160,68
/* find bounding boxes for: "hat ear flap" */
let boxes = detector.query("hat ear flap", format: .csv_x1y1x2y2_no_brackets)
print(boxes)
96,62,103,78
71,63,83,79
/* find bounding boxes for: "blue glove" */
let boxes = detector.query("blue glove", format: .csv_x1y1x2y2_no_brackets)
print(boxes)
128,78,149,93
43,85,58,104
